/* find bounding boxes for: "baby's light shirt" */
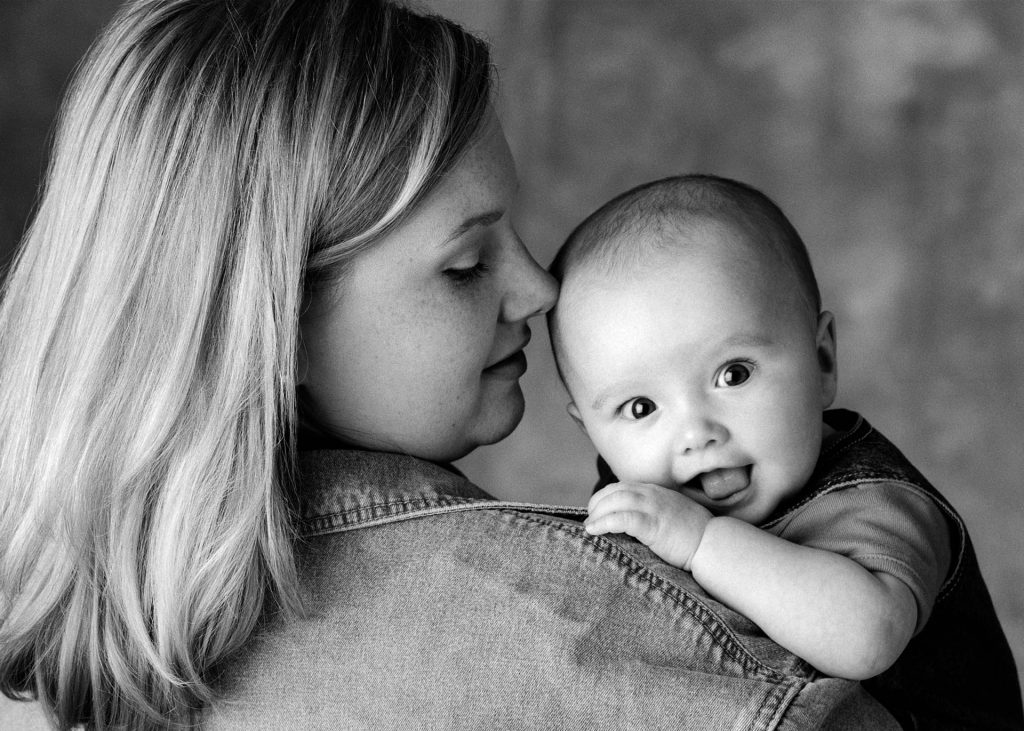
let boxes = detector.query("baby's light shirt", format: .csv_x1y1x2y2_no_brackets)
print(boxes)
760,473,950,634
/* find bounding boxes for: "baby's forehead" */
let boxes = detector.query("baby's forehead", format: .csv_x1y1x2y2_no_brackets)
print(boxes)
556,229,816,352
563,219,783,295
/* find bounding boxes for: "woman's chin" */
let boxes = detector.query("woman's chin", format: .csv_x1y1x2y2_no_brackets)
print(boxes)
446,385,526,460
479,393,527,446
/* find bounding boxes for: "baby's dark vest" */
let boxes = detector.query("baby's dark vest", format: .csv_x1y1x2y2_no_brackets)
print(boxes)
810,410,1022,730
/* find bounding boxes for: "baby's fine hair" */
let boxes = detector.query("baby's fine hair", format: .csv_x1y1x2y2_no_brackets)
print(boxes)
550,174,821,315
547,175,822,387
0,0,491,728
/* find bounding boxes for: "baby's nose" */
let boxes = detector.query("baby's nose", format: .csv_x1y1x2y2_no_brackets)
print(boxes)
673,416,728,456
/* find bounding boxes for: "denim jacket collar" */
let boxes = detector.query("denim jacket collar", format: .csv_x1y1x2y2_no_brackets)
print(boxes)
295,448,587,539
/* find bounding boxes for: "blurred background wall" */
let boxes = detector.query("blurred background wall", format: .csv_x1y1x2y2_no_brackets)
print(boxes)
3,0,1021,699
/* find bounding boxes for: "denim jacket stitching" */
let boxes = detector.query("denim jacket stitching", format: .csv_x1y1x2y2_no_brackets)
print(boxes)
506,510,814,688
297,488,811,724
299,497,589,538
298,495,478,536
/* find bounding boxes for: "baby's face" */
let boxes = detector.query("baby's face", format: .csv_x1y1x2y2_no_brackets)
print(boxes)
558,224,836,524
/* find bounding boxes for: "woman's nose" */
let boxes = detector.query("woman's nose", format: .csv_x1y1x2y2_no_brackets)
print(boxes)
499,235,558,322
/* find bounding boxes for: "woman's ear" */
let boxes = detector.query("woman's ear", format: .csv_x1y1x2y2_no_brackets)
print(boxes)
567,402,588,434
816,311,838,408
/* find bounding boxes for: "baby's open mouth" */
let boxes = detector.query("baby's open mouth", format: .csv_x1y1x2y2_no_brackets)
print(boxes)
684,466,752,502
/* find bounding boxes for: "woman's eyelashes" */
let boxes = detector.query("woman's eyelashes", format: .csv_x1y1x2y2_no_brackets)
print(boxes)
443,237,496,286
444,259,490,285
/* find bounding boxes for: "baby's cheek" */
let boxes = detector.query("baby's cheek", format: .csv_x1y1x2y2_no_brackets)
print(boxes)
606,438,662,484
590,430,628,475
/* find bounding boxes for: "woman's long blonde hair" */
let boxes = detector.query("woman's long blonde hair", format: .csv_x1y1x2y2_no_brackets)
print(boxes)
0,0,490,727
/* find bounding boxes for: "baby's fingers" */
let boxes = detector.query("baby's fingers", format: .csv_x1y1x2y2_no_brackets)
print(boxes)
587,481,636,513
585,509,658,544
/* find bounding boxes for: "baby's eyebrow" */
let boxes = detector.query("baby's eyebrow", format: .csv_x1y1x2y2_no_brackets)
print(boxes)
722,333,775,349
591,383,633,411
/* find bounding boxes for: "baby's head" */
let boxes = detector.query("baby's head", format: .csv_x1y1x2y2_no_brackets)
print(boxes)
549,175,837,523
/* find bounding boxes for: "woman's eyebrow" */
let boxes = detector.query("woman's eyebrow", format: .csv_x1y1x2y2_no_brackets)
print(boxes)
442,209,504,246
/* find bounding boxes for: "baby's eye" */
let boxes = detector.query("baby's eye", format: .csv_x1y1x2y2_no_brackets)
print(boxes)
622,397,657,420
715,362,753,388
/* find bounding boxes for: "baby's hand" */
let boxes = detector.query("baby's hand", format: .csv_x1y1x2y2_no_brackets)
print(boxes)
585,482,713,571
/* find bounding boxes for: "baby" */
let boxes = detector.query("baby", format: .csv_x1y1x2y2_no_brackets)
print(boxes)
548,175,1022,725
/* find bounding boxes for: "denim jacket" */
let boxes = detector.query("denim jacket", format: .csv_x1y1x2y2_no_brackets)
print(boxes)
205,448,899,729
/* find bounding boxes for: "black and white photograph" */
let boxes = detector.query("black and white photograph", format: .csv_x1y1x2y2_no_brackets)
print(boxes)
2,1,1022,728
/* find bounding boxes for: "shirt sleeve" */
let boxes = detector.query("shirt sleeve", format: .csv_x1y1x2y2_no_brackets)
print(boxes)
771,481,951,635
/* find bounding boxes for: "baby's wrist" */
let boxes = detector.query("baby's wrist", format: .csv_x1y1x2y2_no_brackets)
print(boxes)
687,515,733,575
682,512,714,573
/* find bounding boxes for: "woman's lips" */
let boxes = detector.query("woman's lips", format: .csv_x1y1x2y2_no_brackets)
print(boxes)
482,349,527,379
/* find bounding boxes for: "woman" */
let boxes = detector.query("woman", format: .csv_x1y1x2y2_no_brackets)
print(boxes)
0,0,899,728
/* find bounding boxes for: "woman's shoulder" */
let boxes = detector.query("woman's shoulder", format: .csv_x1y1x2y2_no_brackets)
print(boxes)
207,449,895,729
293,447,589,536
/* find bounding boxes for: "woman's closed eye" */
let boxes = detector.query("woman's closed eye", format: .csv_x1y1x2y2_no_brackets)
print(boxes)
619,396,657,420
443,259,490,285
714,361,754,388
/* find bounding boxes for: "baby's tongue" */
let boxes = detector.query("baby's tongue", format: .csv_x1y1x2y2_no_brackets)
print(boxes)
699,467,749,500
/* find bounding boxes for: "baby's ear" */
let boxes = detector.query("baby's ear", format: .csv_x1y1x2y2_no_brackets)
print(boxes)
816,311,838,407
567,402,588,434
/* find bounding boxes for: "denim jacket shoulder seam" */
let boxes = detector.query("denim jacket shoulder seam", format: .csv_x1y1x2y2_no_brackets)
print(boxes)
507,511,814,688
298,498,588,538
298,495,476,536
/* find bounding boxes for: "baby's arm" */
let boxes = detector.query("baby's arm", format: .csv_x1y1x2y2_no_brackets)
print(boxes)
586,482,917,680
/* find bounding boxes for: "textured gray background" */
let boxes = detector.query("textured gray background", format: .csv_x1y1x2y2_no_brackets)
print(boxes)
2,0,1021,698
